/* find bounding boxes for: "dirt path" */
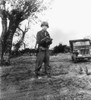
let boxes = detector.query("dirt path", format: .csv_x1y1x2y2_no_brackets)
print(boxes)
1,53,91,100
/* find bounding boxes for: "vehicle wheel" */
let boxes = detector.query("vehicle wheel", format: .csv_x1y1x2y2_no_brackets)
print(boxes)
72,54,77,63
72,56,74,61
88,58,91,61
74,59,77,63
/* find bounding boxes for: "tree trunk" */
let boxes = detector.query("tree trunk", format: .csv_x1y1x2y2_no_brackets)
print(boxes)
6,20,20,62
1,18,20,65
0,10,8,64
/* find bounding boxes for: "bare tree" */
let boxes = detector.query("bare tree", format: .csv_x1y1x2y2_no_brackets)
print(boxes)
0,0,53,65
12,22,30,55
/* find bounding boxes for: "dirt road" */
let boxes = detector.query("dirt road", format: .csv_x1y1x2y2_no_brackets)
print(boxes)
1,53,91,100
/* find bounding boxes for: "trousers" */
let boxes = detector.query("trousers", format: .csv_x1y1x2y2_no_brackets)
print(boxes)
35,49,51,76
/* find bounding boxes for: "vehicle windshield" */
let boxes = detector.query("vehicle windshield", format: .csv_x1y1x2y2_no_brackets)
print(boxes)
73,41,90,47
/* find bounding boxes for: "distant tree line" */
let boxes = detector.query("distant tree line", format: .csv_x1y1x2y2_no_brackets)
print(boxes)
11,48,37,57
52,43,70,55
10,43,70,57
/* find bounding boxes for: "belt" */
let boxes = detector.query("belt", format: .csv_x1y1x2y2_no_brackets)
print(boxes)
39,46,48,51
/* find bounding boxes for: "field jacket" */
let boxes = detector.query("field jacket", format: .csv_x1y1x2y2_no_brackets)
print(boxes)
36,30,51,50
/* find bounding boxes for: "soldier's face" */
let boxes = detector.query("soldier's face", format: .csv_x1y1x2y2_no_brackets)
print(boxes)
42,26,48,30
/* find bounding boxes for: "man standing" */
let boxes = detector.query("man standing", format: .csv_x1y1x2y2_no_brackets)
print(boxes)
35,21,52,78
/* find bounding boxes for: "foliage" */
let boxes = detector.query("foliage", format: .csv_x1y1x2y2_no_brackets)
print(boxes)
52,43,70,54
11,48,37,57
0,0,52,23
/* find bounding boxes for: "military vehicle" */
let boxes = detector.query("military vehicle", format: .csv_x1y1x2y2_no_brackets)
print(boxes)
69,39,91,62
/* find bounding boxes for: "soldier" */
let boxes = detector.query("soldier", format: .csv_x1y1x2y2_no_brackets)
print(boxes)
35,21,53,78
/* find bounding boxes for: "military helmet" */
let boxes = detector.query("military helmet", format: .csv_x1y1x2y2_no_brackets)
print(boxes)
41,21,49,28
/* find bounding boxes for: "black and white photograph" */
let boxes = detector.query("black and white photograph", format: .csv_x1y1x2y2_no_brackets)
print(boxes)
1,0,91,100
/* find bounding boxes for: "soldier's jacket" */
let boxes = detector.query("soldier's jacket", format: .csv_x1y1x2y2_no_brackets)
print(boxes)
36,30,52,48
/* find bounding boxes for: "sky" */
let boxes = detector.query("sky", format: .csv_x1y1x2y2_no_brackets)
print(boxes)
47,0,91,47
1,0,91,49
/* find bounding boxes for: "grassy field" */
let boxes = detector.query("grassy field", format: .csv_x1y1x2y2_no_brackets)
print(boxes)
1,53,91,100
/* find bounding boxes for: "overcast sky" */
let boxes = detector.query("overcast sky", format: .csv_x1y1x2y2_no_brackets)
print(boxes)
47,0,91,47
1,0,91,48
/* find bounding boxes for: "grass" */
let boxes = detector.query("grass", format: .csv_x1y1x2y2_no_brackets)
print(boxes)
1,54,91,100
